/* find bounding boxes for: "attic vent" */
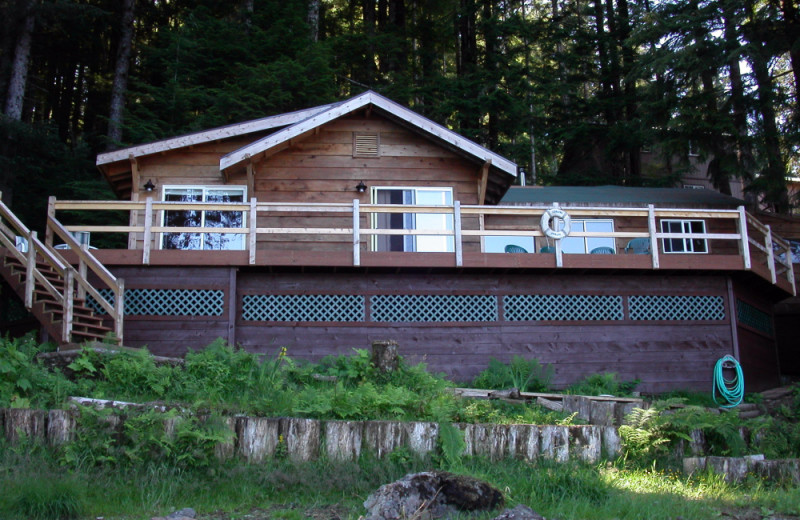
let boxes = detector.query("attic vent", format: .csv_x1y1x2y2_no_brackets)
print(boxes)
354,133,380,157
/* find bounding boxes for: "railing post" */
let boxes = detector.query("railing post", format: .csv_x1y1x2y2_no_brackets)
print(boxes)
128,193,139,249
45,196,56,247
454,201,463,267
765,224,776,284
555,239,563,267
114,277,125,345
786,245,796,296
249,197,257,265
24,230,36,309
648,204,659,269
77,243,88,301
62,268,74,343
738,206,751,270
353,199,360,267
142,197,153,265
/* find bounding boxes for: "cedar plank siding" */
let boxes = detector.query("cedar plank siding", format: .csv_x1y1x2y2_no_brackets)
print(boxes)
253,115,481,252
101,266,750,393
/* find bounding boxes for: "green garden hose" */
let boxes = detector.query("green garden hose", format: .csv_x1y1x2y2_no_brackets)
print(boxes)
712,355,744,408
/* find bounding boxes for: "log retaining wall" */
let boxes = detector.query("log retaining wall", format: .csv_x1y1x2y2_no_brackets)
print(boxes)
1,408,621,464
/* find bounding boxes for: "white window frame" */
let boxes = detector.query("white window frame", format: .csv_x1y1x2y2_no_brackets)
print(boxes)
370,186,454,252
560,219,615,254
660,219,707,254
160,185,247,250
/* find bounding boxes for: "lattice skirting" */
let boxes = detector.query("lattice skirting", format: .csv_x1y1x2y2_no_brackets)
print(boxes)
87,288,224,317
736,299,774,336
241,293,727,323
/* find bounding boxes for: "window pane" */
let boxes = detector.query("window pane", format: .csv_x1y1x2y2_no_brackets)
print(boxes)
205,190,245,250
163,189,202,249
484,236,534,253
585,220,614,252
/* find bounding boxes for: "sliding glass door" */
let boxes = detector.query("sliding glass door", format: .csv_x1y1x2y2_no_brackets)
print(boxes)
372,187,454,252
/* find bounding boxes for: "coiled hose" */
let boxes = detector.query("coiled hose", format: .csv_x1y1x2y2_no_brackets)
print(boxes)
712,355,744,408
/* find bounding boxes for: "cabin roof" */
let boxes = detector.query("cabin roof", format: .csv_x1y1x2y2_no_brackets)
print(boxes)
95,91,517,203
96,104,335,166
219,90,517,178
501,186,745,208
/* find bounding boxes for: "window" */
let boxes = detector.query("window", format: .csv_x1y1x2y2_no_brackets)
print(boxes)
484,236,534,253
683,184,704,190
561,220,615,254
372,187,453,252
162,186,246,250
660,219,707,253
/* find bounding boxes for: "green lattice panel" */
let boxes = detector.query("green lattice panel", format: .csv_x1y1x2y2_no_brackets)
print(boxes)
86,288,224,316
241,294,364,322
504,294,623,321
370,294,497,322
736,299,773,336
629,295,725,321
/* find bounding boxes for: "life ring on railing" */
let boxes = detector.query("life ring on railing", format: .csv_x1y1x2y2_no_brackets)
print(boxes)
540,207,572,240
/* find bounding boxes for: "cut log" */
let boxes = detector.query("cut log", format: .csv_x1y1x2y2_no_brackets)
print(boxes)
405,421,438,456
47,409,76,445
281,417,320,462
236,416,280,463
4,408,46,443
325,420,363,461
371,340,399,373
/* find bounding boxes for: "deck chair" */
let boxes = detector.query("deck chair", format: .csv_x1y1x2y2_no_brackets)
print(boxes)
624,238,651,254
590,246,615,254
539,246,556,253
504,244,528,253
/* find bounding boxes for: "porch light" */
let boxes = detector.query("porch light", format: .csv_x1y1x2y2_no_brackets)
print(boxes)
143,179,155,192
355,180,367,193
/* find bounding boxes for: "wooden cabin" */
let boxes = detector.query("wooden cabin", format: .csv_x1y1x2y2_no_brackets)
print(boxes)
0,91,795,393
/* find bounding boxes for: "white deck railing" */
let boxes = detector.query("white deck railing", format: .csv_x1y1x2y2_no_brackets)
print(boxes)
49,198,796,296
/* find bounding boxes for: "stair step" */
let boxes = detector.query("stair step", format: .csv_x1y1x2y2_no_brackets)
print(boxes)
70,329,114,342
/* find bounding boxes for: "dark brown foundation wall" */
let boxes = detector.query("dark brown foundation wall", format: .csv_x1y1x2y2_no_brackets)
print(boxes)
103,266,781,394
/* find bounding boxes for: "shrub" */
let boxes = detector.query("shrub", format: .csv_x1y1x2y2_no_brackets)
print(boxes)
567,372,640,397
472,356,553,392
0,334,75,408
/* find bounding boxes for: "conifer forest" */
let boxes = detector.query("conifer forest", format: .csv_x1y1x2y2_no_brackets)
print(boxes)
0,0,798,227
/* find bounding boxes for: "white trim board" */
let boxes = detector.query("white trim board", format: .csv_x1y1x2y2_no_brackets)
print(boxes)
220,91,518,177
97,104,336,166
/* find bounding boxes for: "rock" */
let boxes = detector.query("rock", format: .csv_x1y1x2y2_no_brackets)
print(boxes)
491,504,546,520
150,508,196,520
363,471,503,520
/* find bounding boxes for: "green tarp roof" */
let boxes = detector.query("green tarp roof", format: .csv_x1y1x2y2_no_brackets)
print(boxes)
501,186,745,208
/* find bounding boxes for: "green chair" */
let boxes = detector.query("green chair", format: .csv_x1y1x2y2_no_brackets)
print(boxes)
539,246,555,253
624,238,651,254
590,246,615,254
504,244,528,253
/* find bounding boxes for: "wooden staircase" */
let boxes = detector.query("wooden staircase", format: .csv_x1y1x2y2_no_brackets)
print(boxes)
0,251,113,344
0,192,124,347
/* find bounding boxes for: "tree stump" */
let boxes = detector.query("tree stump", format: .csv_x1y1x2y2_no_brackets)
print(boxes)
371,340,399,373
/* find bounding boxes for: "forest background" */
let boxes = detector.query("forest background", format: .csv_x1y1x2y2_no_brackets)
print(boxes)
0,0,799,233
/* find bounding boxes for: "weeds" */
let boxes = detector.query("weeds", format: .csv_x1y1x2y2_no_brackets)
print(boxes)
471,356,553,392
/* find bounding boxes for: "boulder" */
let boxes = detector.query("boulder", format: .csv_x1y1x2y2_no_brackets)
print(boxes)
363,471,504,520
492,504,547,520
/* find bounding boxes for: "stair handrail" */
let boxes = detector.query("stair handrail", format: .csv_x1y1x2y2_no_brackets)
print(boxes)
0,195,72,340
46,215,125,344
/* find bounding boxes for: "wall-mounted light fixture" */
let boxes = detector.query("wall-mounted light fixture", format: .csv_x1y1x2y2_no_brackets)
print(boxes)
143,179,155,192
355,180,367,193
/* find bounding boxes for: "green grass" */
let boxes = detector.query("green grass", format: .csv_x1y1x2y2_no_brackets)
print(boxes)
2,444,798,520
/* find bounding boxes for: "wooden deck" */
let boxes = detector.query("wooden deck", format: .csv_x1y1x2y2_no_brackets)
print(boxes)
47,198,796,296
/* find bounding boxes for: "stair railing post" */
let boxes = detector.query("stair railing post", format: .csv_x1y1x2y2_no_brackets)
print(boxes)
142,197,153,265
24,230,37,309
62,268,74,343
76,243,88,301
45,196,56,247
114,278,125,345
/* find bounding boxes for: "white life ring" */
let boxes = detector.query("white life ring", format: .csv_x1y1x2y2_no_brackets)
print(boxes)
540,207,572,240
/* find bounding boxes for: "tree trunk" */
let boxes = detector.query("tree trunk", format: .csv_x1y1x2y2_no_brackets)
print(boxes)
780,0,800,115
745,4,789,212
107,0,135,149
308,0,321,42
4,0,35,121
